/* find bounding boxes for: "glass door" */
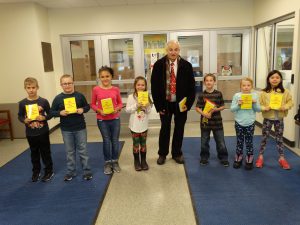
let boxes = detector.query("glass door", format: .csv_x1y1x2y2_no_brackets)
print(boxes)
170,31,210,103
101,34,142,99
210,29,250,109
61,35,102,102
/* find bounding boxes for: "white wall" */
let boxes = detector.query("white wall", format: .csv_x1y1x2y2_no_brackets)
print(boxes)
0,3,58,128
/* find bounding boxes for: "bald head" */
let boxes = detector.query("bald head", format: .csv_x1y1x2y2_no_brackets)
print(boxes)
166,40,180,62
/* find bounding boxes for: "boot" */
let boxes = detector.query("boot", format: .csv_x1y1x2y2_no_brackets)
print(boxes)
140,152,149,170
133,153,142,171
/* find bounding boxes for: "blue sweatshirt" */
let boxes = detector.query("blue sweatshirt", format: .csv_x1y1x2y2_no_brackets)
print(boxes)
230,92,261,126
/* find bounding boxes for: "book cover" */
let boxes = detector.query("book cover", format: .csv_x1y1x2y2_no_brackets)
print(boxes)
179,97,187,112
101,98,114,114
64,97,77,114
138,91,149,106
25,103,39,120
203,99,216,114
241,94,252,109
269,93,283,110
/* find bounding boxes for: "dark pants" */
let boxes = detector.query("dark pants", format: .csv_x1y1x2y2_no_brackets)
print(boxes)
27,131,53,174
235,122,255,156
200,128,228,160
158,102,187,157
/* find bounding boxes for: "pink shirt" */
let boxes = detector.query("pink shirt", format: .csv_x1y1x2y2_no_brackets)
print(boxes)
91,86,123,120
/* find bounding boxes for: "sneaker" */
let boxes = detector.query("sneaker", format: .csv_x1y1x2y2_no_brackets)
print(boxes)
83,173,93,180
112,161,121,173
32,172,40,182
279,158,291,170
64,174,74,181
104,162,113,175
221,160,229,167
200,159,209,165
42,172,54,182
255,157,264,168
233,160,242,169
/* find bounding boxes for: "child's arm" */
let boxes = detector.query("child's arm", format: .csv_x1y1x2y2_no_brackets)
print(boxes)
125,95,138,113
213,91,225,113
37,99,52,121
280,90,293,111
114,88,123,113
259,91,270,111
77,94,90,114
252,93,261,112
230,93,240,112
90,87,99,112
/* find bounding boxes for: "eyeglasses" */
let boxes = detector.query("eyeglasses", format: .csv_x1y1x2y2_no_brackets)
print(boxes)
61,82,73,86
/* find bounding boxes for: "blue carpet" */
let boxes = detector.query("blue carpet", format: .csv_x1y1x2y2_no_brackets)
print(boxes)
0,142,124,225
182,136,300,225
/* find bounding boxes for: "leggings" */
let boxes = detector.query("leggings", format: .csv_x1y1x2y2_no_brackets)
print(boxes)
131,130,147,153
259,118,284,156
235,122,255,162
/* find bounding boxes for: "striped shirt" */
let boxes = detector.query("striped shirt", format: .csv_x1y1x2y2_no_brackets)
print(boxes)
196,90,224,130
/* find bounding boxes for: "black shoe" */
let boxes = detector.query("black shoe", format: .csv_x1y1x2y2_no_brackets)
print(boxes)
64,174,74,181
134,153,142,171
233,160,242,169
141,152,149,170
32,172,40,182
200,159,209,166
157,155,166,165
42,172,54,182
221,160,230,167
245,162,253,170
83,173,93,180
172,155,184,164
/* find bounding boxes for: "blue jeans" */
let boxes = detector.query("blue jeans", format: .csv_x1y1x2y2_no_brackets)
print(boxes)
97,118,120,161
61,128,91,176
200,128,228,160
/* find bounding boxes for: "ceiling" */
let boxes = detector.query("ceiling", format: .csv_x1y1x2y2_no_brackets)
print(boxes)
0,0,243,9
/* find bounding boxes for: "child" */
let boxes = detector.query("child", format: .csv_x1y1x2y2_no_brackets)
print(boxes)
125,76,152,171
91,66,123,175
255,70,293,169
196,73,229,166
51,74,92,181
230,78,261,170
18,77,54,182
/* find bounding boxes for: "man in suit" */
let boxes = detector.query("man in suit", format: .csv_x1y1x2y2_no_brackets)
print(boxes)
151,40,195,165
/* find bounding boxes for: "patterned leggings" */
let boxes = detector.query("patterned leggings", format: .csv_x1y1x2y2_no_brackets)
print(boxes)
235,122,255,162
259,119,284,156
131,130,147,153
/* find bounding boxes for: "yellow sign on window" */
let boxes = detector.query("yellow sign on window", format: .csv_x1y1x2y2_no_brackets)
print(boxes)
241,94,252,109
269,93,283,110
25,104,39,120
138,91,149,106
101,98,114,114
64,97,77,114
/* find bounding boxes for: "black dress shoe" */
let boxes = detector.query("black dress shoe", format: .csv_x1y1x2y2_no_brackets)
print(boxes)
172,155,184,164
157,155,166,165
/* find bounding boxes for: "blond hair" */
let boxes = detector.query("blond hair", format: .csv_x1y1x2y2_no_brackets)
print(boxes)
24,77,39,88
60,74,73,83
240,77,253,87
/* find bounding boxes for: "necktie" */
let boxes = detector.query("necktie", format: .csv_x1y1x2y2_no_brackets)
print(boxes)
169,62,176,97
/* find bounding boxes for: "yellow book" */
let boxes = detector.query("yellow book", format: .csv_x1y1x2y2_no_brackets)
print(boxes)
138,91,149,106
64,97,77,114
25,104,39,120
101,98,114,114
269,93,283,110
203,99,216,114
179,97,187,112
241,94,252,109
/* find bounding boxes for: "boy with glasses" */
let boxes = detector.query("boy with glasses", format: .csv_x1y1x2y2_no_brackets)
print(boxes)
51,74,92,181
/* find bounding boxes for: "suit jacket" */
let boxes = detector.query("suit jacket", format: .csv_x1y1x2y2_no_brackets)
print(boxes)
151,55,195,113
